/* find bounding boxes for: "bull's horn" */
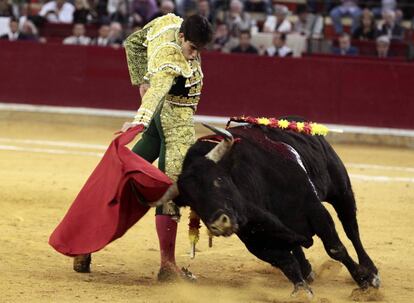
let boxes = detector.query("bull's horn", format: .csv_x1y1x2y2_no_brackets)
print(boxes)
202,123,233,140
203,124,234,163
148,183,179,207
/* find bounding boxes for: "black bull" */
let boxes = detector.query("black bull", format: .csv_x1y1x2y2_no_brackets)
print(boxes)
157,123,380,295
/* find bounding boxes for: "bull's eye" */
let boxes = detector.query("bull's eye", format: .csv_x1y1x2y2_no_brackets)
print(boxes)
213,177,223,188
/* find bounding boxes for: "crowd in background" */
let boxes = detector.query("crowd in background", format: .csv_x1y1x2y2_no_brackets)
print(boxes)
0,0,413,59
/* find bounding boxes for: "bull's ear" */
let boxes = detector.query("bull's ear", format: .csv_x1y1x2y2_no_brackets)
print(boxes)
203,124,234,163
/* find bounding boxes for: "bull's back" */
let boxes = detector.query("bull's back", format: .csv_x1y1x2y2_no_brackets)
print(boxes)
228,126,347,201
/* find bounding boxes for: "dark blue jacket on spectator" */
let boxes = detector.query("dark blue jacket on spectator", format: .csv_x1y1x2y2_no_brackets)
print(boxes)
331,46,359,56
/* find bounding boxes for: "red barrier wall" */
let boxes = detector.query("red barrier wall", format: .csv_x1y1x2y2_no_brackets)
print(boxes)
1,41,413,129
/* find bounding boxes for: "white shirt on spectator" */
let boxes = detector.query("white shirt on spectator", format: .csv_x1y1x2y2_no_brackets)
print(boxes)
96,37,109,46
39,1,75,24
266,45,293,57
6,32,19,41
63,35,91,45
263,16,292,33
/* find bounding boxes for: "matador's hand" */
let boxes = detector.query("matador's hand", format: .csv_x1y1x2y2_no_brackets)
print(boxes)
120,121,142,133
139,83,150,98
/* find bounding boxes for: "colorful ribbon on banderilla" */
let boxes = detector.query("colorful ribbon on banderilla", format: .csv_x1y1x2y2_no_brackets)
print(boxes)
188,209,213,259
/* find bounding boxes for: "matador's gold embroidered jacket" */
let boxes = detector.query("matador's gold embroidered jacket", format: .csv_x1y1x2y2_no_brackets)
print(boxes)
124,13,203,182
124,13,203,127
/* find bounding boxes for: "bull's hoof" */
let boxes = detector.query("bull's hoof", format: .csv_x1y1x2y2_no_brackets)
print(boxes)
350,286,384,302
73,254,91,273
305,271,316,284
370,273,381,288
354,268,381,289
291,282,314,302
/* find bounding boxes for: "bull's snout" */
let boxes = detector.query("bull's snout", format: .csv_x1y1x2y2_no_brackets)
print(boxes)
209,214,238,237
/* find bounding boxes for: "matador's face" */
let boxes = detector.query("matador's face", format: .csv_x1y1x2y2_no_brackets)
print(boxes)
179,33,200,61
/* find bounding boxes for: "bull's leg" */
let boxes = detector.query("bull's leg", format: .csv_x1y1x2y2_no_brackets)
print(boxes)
292,246,314,283
309,202,377,289
328,190,379,286
245,244,313,298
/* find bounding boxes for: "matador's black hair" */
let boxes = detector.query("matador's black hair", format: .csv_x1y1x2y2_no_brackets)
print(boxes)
180,15,213,48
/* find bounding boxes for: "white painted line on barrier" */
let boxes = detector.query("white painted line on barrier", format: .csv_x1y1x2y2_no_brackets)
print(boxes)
1,143,413,183
1,136,414,174
0,145,103,157
0,138,107,150
0,103,134,118
349,174,414,183
347,163,414,173
1,102,414,137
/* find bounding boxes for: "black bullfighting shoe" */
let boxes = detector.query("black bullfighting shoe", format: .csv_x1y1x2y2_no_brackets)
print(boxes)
73,254,91,273
157,266,197,283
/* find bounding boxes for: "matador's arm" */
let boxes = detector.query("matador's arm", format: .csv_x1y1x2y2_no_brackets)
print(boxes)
124,28,149,86
132,70,176,126
125,31,188,127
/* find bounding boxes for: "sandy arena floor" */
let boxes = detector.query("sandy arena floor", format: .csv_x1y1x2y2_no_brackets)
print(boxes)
0,112,413,303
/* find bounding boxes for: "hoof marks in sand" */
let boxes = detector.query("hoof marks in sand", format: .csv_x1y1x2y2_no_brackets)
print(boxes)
350,287,384,302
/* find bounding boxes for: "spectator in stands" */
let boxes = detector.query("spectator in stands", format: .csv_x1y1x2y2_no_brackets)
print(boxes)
329,0,362,35
131,0,158,27
212,22,234,52
149,0,175,20
244,0,271,14
20,20,42,42
63,23,91,45
263,32,293,57
371,0,397,18
107,0,128,24
376,35,391,58
95,0,109,24
39,0,75,24
293,4,323,38
220,0,251,38
73,0,94,24
352,9,376,40
197,0,213,24
263,4,292,33
18,4,30,28
176,0,197,18
108,21,124,47
307,0,331,15
376,9,404,41
231,30,258,54
0,17,26,41
0,17,28,41
0,0,13,17
91,24,111,46
331,33,358,55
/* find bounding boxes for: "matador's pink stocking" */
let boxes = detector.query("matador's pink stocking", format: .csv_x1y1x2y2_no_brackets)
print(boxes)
155,215,178,268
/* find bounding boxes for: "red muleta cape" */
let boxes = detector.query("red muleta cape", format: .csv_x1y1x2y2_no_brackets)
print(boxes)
49,125,172,256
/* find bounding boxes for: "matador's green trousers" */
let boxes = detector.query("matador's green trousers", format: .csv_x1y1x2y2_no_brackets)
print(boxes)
131,102,196,217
